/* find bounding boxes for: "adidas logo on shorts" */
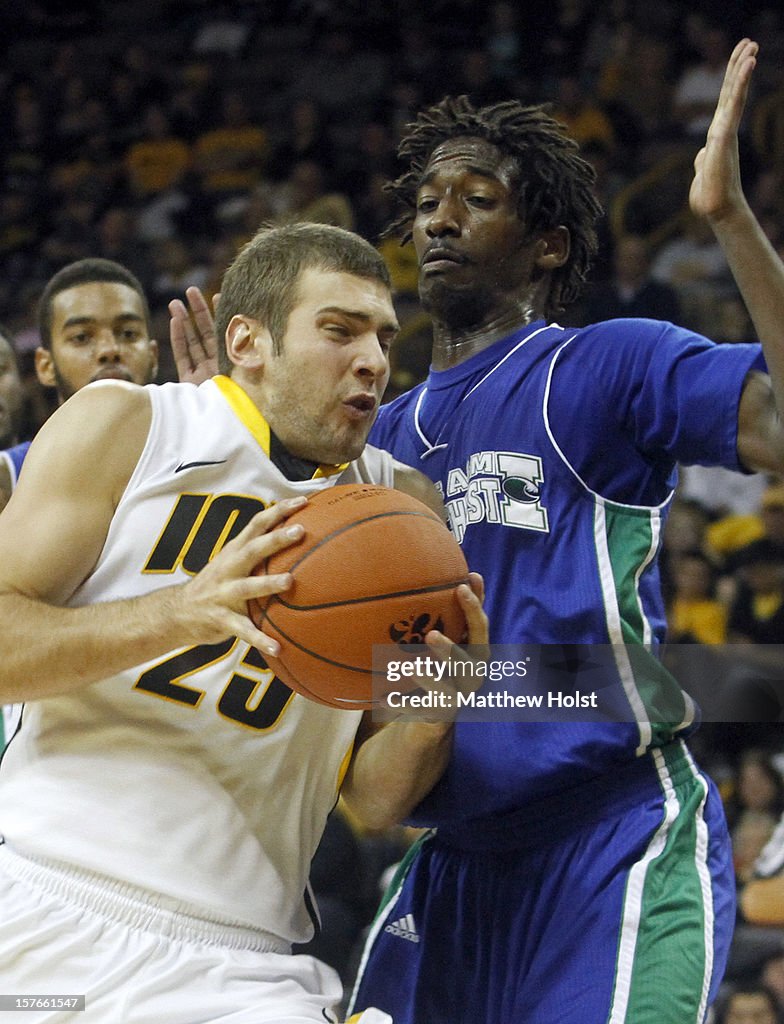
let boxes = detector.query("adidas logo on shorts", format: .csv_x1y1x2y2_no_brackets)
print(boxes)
384,913,419,943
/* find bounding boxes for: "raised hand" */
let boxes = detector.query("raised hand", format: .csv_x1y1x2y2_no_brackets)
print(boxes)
690,38,758,224
169,286,221,384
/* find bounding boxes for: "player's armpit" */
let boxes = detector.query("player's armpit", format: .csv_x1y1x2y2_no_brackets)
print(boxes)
736,370,784,474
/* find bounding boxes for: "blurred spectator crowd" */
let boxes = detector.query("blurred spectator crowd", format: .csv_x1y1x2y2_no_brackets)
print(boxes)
3,0,784,1016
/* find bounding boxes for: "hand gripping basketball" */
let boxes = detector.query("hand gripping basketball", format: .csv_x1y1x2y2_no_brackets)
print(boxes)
248,484,470,710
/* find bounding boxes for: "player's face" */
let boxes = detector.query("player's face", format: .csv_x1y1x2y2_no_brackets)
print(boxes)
0,335,24,447
260,268,397,465
412,137,543,327
38,282,158,401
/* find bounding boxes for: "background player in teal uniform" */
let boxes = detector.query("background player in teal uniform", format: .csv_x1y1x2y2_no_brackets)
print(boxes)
350,38,784,1024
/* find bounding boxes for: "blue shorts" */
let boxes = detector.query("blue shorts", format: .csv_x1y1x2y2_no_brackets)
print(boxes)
350,741,735,1024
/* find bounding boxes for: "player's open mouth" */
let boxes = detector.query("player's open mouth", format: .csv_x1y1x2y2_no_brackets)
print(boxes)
343,395,376,419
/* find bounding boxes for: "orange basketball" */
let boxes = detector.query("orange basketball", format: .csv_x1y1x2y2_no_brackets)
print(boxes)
248,484,469,710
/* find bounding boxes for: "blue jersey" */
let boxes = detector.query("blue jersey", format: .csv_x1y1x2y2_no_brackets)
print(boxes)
0,441,30,488
371,318,764,832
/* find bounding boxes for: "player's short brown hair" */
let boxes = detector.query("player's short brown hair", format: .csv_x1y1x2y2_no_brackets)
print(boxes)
215,222,391,372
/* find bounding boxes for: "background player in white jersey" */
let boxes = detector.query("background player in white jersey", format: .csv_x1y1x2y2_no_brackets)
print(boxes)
350,38,784,1024
0,221,486,1023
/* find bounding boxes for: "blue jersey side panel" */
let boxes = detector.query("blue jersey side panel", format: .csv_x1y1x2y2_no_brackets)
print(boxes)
371,319,763,831
0,441,31,489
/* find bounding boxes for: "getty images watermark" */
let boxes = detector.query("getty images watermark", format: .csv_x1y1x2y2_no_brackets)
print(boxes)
384,654,597,712
370,644,784,723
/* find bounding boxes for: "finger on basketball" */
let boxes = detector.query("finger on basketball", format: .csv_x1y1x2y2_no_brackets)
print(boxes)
231,614,282,658
237,498,308,540
459,579,490,653
238,571,294,603
467,571,485,604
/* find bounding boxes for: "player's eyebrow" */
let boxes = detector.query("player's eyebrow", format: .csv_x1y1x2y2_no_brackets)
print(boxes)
317,306,399,334
62,313,145,329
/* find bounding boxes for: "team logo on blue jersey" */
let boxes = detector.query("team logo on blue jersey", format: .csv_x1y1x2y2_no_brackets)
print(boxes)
439,450,549,542
502,476,541,502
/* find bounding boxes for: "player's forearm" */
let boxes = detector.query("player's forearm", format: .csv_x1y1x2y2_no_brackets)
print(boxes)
341,720,454,831
0,586,195,702
711,201,784,417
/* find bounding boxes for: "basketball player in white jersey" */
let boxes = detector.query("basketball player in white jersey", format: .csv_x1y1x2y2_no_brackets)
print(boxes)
0,222,486,1024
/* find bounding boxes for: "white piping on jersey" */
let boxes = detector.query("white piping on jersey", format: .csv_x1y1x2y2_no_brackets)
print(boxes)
608,746,680,1024
542,336,675,513
682,741,715,1024
463,322,560,400
413,323,562,458
544,334,689,745
593,501,652,755
413,389,448,458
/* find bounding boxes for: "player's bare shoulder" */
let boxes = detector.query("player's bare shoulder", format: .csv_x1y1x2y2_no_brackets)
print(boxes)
392,459,446,521
15,381,154,508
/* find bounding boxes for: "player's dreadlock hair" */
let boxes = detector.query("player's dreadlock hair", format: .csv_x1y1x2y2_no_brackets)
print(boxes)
385,96,603,319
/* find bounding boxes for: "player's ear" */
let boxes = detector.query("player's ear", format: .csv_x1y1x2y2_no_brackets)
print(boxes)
225,315,269,370
34,346,56,388
534,226,570,270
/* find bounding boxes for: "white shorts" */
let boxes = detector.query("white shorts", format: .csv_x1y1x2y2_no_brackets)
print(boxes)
0,844,389,1024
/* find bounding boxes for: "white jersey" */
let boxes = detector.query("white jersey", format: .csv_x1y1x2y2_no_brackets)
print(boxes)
0,375,395,945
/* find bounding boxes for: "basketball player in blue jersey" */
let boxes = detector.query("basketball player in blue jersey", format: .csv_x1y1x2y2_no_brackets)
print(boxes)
349,38,784,1024
0,222,486,1023
0,325,28,512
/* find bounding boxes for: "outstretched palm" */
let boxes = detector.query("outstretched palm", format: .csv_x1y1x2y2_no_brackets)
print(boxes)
689,38,758,223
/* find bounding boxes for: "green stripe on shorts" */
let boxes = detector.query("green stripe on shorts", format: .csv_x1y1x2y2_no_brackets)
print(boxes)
608,744,712,1024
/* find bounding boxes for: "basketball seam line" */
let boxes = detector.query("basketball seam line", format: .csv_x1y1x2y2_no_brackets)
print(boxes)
273,576,471,612
279,509,446,574
260,609,392,677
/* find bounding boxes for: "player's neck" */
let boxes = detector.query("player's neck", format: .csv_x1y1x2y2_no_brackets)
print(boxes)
430,306,540,371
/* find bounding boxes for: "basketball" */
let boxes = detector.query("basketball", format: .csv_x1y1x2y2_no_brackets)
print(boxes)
248,484,470,710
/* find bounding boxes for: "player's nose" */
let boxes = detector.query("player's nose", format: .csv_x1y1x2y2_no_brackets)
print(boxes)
94,330,122,361
352,335,388,381
425,195,461,237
